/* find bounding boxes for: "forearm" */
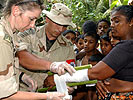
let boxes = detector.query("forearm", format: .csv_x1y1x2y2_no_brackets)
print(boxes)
61,61,115,83
2,91,47,100
88,61,115,80
17,50,51,71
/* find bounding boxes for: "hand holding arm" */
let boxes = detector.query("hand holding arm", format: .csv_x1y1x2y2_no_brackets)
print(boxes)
96,80,110,99
50,62,76,76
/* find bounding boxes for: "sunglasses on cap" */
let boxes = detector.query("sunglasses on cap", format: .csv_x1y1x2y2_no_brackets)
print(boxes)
15,0,43,6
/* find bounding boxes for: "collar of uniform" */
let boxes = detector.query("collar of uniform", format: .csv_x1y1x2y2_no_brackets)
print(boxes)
47,35,66,52
0,17,14,38
38,27,67,52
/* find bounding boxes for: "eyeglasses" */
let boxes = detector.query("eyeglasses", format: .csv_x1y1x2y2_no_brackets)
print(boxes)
15,0,43,6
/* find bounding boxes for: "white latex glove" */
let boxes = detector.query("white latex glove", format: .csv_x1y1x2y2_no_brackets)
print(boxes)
60,69,89,83
22,73,38,92
46,92,65,100
50,62,76,76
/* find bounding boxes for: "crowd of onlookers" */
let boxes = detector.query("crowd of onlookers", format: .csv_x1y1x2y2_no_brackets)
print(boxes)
61,19,121,100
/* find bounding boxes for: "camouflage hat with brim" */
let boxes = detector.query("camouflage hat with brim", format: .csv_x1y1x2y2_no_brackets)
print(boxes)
42,3,76,28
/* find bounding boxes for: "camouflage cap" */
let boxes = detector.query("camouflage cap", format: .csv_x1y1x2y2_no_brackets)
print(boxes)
42,3,76,28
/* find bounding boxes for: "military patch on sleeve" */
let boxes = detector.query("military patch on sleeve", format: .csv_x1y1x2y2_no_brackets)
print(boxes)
3,34,12,43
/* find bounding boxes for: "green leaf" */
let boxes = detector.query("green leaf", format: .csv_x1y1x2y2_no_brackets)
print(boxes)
122,0,128,5
110,1,118,9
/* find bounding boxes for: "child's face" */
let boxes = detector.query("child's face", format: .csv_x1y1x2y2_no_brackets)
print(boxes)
77,38,84,51
97,21,110,36
64,32,76,44
100,39,112,56
109,31,120,47
84,36,98,53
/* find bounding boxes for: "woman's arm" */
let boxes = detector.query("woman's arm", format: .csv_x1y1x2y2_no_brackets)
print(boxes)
88,61,116,80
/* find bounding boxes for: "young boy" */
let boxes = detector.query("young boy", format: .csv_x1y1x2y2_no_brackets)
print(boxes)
73,31,102,100
80,31,101,65
100,34,113,56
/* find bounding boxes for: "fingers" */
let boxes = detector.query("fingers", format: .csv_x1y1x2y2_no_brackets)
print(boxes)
96,81,109,99
67,86,75,94
28,80,38,92
96,86,105,99
48,86,54,91
43,76,56,91
63,63,76,76
100,81,109,93
57,65,65,76
50,61,76,76
103,80,110,85
96,82,105,99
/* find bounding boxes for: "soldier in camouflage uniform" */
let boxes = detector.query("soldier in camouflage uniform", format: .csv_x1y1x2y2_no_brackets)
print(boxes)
0,0,75,100
18,3,76,91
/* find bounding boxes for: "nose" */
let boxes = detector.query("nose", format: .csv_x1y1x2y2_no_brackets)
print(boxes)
110,38,114,44
102,45,105,50
58,26,67,32
110,21,114,29
101,27,104,31
84,42,88,47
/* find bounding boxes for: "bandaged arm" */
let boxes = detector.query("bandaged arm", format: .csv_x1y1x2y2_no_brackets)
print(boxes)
59,69,89,82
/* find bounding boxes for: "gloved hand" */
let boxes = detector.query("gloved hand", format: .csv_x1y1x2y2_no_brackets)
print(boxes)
22,73,38,92
46,92,65,100
50,62,76,76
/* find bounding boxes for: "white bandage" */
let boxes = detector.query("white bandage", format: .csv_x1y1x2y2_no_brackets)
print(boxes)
60,69,89,83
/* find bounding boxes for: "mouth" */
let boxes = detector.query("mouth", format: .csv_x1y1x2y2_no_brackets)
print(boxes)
102,50,106,53
99,32,105,35
111,29,117,33
84,47,88,50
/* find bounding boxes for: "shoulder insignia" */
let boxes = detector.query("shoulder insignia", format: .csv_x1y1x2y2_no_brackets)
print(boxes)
3,34,12,43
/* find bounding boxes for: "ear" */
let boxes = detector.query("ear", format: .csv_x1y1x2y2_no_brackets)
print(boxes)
96,42,99,48
12,5,22,16
45,17,50,23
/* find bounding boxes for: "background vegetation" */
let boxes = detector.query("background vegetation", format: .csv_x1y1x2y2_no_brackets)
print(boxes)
0,0,129,32
36,0,129,32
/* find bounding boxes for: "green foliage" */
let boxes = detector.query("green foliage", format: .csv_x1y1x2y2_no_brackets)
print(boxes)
57,0,110,31
36,0,128,32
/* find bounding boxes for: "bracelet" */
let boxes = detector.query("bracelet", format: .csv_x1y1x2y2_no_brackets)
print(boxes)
19,72,24,82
